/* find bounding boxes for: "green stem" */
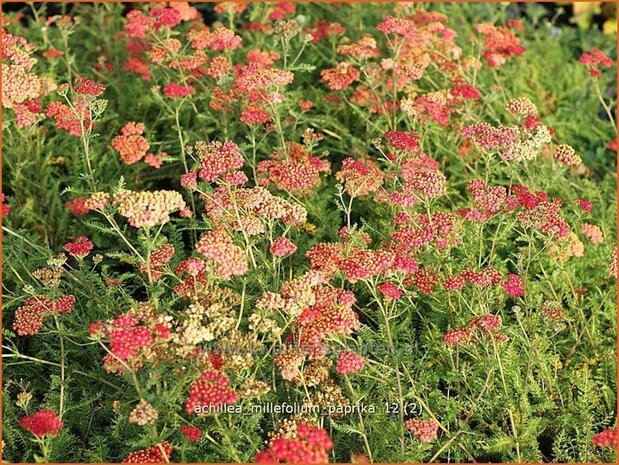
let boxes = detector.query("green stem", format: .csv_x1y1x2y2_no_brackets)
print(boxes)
52,314,66,419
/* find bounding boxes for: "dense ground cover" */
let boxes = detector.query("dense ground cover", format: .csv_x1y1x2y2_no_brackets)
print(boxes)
2,2,617,463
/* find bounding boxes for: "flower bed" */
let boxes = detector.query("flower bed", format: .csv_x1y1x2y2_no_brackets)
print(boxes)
2,2,617,463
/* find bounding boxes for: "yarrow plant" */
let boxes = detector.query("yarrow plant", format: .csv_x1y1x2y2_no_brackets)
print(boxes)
2,2,616,463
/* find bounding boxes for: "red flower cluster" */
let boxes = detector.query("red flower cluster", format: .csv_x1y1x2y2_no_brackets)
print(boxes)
13,295,76,336
502,274,525,297
150,7,182,30
46,99,90,137
110,324,153,360
172,259,208,297
592,428,617,448
255,423,333,463
163,82,195,98
450,79,481,100
14,100,43,128
19,410,63,437
579,49,613,77
401,162,447,199
461,122,518,151
305,20,345,43
74,76,106,96
180,425,201,442
95,310,170,365
443,268,503,291
515,189,569,239
233,63,294,99
390,212,459,251
2,193,11,216
461,179,514,222
385,130,420,154
188,26,242,51
268,2,296,21
411,92,453,126
296,286,360,357
378,282,403,300
124,10,153,38
461,182,570,240
185,370,237,415
321,62,360,90
124,6,182,38
240,104,271,125
409,267,437,294
65,197,90,216
306,242,394,283
122,442,173,463
63,236,94,258
575,198,593,212
377,15,417,37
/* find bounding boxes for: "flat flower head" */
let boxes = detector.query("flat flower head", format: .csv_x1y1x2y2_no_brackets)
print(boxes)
270,236,297,257
19,410,63,437
406,419,439,442
580,49,613,77
593,428,618,448
378,282,403,300
185,370,237,415
320,62,360,90
180,425,201,442
336,350,365,374
74,76,106,96
502,273,524,297
122,442,173,463
64,236,94,257
163,82,195,98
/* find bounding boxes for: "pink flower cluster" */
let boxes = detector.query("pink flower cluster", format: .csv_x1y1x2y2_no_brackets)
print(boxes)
257,143,330,193
336,350,365,374
475,22,525,68
405,419,439,443
270,237,297,257
195,140,245,184
195,229,248,279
